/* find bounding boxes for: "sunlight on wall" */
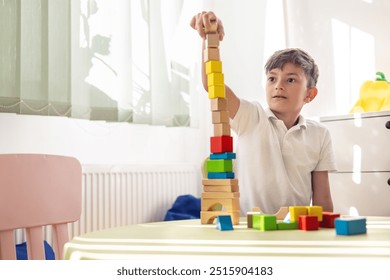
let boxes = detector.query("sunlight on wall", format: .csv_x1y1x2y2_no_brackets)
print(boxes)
331,18,375,114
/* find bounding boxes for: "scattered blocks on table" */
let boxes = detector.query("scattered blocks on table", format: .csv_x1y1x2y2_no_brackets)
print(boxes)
216,215,234,231
277,221,299,230
253,214,277,231
210,98,228,111
299,215,319,231
205,60,222,75
307,206,323,222
289,206,308,222
210,136,233,153
275,207,289,220
335,217,367,235
320,212,340,228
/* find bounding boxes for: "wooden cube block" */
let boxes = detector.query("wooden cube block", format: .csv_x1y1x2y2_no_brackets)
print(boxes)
253,214,277,231
212,111,229,124
210,152,236,160
335,217,367,235
207,73,224,87
204,21,218,33
202,179,238,186
210,98,228,111
217,215,233,231
214,123,231,136
207,172,234,179
206,159,233,173
289,206,308,222
210,136,233,153
208,85,225,99
203,184,239,192
320,212,340,228
307,206,323,222
206,33,219,48
299,215,319,231
205,60,222,74
277,221,299,230
204,48,220,62
247,211,261,228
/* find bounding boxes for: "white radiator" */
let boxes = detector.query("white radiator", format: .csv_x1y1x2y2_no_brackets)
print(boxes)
15,163,201,245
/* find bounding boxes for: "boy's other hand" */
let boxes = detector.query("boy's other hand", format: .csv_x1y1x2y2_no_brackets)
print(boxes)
190,11,225,41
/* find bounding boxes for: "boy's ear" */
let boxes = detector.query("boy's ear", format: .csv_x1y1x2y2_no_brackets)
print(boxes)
306,87,318,102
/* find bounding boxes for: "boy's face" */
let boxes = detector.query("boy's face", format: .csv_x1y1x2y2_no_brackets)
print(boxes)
265,62,316,118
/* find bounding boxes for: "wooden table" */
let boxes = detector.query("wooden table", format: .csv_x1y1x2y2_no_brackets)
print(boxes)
63,216,390,260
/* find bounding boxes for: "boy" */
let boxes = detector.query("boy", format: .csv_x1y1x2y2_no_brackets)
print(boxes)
191,12,336,214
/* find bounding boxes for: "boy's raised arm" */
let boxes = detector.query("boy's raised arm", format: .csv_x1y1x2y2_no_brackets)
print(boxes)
190,11,240,119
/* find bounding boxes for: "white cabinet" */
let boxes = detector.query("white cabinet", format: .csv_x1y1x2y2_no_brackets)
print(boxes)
320,111,390,216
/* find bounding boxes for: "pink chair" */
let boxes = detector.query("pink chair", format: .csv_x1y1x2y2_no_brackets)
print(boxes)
0,154,82,260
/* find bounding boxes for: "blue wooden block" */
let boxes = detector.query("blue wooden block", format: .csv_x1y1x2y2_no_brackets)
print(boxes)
208,172,235,179
210,152,236,160
217,215,234,231
335,217,367,235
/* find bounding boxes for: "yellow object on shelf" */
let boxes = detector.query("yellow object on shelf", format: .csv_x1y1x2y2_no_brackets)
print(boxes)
350,72,390,113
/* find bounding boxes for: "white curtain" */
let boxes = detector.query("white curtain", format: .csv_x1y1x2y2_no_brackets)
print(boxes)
0,0,200,126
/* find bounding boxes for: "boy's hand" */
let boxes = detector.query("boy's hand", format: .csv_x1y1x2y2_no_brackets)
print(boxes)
190,11,225,41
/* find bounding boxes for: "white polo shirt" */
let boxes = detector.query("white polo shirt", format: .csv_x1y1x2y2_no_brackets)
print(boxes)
230,99,336,214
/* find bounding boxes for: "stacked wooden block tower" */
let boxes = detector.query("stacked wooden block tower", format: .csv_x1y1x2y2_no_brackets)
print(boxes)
200,21,240,225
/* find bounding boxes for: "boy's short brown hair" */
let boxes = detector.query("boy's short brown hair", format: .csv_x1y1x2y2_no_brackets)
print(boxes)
264,48,319,88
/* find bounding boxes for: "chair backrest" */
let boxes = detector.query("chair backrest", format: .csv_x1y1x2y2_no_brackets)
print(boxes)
0,154,82,260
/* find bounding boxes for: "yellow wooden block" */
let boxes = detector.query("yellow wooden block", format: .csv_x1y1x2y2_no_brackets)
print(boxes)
205,60,222,75
207,73,224,87
208,85,225,99
210,98,228,111
214,123,231,136
306,206,323,222
202,179,238,186
204,48,220,62
289,206,308,222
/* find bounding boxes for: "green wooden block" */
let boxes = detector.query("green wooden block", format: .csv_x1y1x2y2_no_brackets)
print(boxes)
206,159,233,173
277,221,299,230
252,214,277,231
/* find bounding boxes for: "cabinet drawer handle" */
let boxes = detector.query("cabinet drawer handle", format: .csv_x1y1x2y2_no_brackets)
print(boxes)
386,121,390,129
388,178,390,186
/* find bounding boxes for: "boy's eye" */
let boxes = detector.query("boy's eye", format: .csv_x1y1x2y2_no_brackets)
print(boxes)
267,77,275,82
287,78,296,83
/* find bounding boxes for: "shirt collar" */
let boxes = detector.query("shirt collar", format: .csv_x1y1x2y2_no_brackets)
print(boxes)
265,107,307,129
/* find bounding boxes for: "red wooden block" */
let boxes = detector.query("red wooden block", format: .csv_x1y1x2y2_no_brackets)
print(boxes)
299,215,319,231
320,212,341,228
210,136,233,153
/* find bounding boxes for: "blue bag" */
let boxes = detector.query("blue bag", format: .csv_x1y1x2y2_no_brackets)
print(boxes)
15,241,55,260
164,194,201,221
